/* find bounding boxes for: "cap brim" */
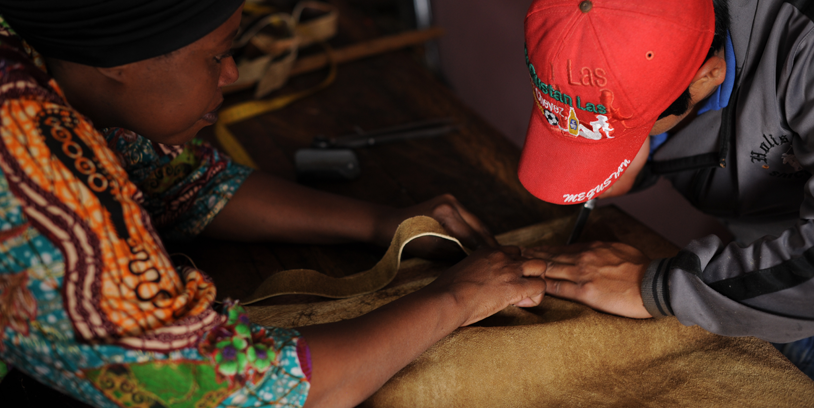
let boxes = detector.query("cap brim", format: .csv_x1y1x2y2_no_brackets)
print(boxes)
518,106,651,205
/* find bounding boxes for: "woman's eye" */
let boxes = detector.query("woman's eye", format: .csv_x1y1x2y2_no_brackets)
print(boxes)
214,50,234,63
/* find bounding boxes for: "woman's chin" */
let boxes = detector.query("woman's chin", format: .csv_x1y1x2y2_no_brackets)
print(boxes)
142,126,203,146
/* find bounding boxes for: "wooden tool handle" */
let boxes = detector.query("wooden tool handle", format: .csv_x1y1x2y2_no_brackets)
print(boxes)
290,27,444,75
224,28,444,94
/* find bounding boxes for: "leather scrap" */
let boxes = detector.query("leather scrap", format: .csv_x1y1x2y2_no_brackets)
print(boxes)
230,1,338,98
241,216,470,305
214,43,337,169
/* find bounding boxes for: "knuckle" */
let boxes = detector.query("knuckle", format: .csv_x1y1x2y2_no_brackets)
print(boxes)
579,251,596,264
433,202,456,217
581,284,597,300
489,249,510,263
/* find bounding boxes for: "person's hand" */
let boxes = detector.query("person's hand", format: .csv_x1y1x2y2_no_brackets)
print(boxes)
523,242,652,319
298,245,546,408
427,246,547,326
376,194,498,259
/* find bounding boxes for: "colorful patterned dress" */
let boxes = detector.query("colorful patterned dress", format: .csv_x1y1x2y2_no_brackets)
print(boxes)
0,21,311,408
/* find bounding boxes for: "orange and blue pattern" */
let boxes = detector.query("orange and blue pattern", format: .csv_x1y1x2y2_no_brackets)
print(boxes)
0,19,310,408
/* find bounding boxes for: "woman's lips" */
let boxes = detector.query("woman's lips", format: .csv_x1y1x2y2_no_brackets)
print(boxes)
202,101,223,124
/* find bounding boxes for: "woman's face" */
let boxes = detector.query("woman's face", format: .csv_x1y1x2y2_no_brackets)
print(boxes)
113,5,242,145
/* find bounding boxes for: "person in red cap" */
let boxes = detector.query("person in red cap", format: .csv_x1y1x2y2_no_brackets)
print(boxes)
520,0,814,378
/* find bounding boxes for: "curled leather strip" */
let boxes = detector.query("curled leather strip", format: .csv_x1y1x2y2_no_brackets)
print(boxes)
240,216,470,305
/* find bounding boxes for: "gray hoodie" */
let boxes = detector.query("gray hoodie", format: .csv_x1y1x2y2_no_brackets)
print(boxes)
639,0,814,342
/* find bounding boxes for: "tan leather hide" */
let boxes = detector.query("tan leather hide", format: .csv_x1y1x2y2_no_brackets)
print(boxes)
247,207,814,407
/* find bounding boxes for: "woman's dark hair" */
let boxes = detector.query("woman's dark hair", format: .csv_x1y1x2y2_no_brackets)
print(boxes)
657,0,731,119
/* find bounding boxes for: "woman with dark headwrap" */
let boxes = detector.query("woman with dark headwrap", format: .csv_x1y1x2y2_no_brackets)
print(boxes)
0,1,547,407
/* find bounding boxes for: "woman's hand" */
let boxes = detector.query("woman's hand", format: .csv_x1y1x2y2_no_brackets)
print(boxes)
300,245,546,408
428,245,548,326
374,194,499,259
523,242,652,319
206,173,496,254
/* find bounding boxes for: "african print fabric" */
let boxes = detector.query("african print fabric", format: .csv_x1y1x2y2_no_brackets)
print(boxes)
0,19,310,407
104,128,252,241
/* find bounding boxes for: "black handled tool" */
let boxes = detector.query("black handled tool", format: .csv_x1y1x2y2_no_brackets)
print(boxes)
311,118,458,149
566,198,596,245
296,118,458,181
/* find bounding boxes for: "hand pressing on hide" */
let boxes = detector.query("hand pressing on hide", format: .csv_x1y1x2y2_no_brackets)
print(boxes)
299,246,546,408
427,245,548,325
205,173,496,256
523,242,652,319
377,193,499,259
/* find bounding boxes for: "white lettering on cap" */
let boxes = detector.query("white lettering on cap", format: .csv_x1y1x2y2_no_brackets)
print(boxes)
562,159,631,203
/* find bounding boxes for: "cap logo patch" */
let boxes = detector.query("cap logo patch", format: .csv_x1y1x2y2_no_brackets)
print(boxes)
526,46,615,140
568,107,579,136
544,109,559,126
566,60,607,88
578,115,614,140
534,87,565,117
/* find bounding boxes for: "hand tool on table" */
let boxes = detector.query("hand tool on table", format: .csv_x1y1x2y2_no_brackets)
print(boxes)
566,198,597,245
295,118,458,181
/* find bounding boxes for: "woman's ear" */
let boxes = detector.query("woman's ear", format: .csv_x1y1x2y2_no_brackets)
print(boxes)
688,50,727,102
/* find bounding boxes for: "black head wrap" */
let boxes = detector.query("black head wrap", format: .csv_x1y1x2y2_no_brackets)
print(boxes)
0,0,244,67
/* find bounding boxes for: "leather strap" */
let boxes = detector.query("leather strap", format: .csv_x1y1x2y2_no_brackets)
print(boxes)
240,216,469,305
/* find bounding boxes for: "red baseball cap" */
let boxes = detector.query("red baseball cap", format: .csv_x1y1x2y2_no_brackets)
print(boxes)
519,0,715,204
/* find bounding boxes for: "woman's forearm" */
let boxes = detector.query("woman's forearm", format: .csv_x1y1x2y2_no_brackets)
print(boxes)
203,171,392,244
203,171,498,250
298,247,548,408
298,286,461,408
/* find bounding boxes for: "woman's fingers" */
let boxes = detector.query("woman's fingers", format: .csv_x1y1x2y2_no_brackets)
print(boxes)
499,245,522,257
524,248,583,281
521,258,548,277
390,194,499,259
435,246,549,326
449,199,498,248
515,292,545,308
432,198,494,249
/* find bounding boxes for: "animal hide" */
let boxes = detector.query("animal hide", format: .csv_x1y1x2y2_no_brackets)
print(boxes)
247,207,814,407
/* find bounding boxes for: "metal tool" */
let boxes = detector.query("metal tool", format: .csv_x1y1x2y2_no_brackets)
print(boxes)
311,118,457,149
566,198,597,245
295,118,458,181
